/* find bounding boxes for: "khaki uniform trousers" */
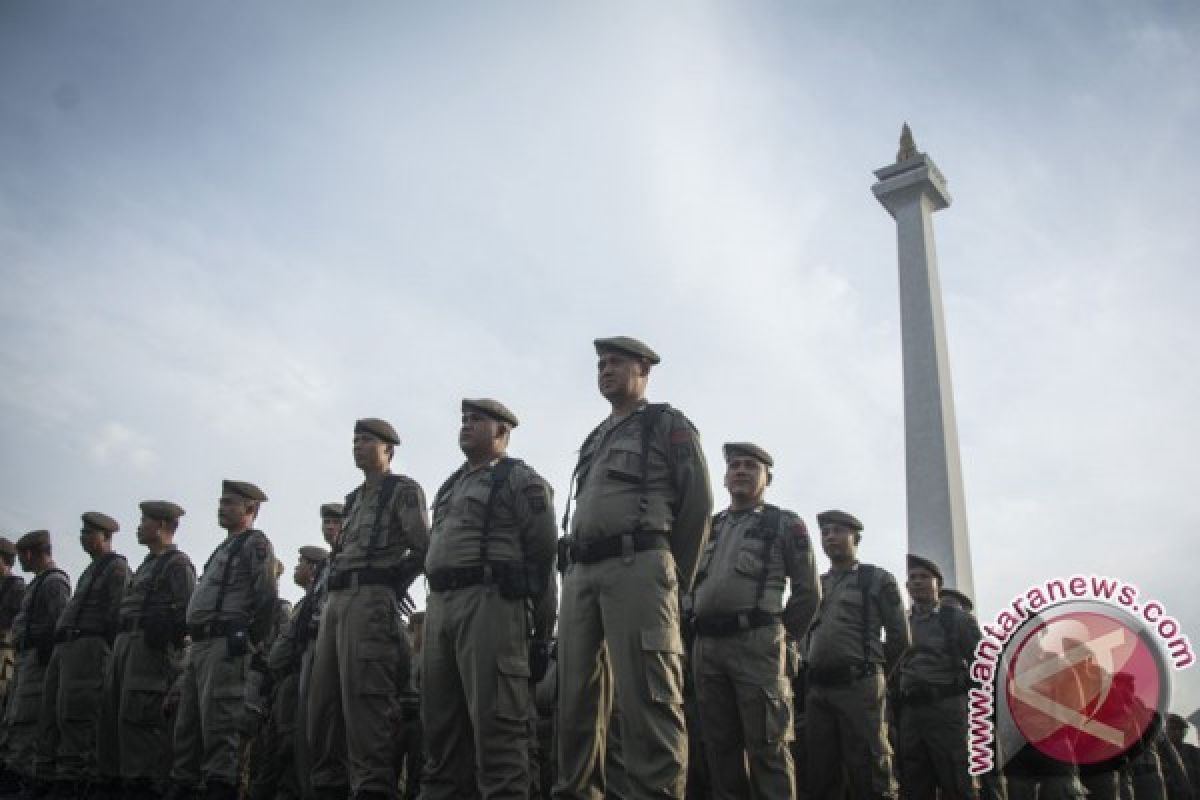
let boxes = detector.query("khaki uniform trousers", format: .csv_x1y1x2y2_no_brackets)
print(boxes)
247,671,300,799
420,584,531,799
694,624,795,799
308,584,410,795
897,693,972,800
806,671,898,800
170,637,250,787
295,645,317,798
36,636,109,781
3,649,49,776
553,549,687,800
97,630,181,783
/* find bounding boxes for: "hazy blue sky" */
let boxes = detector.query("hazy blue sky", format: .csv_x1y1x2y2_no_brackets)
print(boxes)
2,2,1198,716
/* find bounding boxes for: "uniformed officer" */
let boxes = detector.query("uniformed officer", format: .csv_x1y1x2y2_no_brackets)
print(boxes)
295,503,343,800
0,537,26,716
399,611,425,800
1167,715,1200,799
308,418,429,799
96,500,196,800
805,510,910,800
420,398,558,798
240,560,293,796
35,512,130,797
688,442,821,799
0,532,71,796
167,480,277,800
555,336,714,800
895,554,981,800
246,546,328,800
938,588,974,614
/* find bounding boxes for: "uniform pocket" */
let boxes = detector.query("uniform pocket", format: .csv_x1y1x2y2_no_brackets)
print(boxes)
734,546,765,579
63,678,104,720
121,677,167,727
604,446,643,484
209,685,245,732
495,654,530,721
640,627,684,705
12,678,42,724
357,640,397,696
760,684,793,744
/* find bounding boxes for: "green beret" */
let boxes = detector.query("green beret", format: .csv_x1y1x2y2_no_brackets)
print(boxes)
462,398,519,428
816,509,863,532
355,417,401,446
593,336,661,365
299,545,330,564
16,530,51,551
938,587,974,613
0,537,16,557
319,502,345,519
139,501,185,523
222,480,269,503
906,553,943,583
82,511,120,534
723,442,773,468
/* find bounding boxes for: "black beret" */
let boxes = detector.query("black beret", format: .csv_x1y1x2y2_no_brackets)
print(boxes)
82,511,120,534
462,398,519,428
299,545,330,564
355,417,401,446
938,587,974,613
319,502,345,519
816,509,863,532
16,530,51,551
593,336,661,365
139,501,185,522
0,537,15,557
723,442,773,468
906,553,944,583
222,480,268,503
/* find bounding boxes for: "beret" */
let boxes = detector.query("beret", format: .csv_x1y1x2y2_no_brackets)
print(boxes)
16,530,51,550
906,553,944,583
299,545,330,564
82,511,119,534
723,442,773,468
319,502,345,519
462,398,519,428
355,417,401,446
139,500,185,522
0,537,15,557
222,480,269,503
938,587,974,613
816,509,863,532
593,336,661,365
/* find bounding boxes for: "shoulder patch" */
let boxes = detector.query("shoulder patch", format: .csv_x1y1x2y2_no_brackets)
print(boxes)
669,428,691,445
523,484,549,514
787,521,810,549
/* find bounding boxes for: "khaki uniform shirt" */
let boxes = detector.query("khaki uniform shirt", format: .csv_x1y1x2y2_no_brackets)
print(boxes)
691,505,821,639
332,473,429,572
898,603,982,691
806,562,910,672
569,402,713,588
267,587,319,679
118,545,196,626
0,575,27,640
55,553,130,636
427,458,558,638
186,529,277,643
13,567,71,650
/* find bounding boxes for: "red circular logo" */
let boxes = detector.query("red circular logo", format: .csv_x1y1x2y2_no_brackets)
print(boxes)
1005,610,1165,766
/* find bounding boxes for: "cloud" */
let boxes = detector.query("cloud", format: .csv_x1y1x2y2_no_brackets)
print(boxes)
89,421,158,470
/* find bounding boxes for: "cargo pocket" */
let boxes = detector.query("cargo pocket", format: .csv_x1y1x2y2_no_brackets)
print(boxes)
734,546,765,579
640,628,684,706
121,677,166,727
63,678,104,721
209,685,245,732
761,684,793,744
12,680,42,724
495,654,531,721
357,640,397,697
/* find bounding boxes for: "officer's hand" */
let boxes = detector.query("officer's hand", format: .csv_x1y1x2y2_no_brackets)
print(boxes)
528,639,552,684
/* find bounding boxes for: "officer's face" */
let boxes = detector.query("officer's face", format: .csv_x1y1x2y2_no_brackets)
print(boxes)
321,517,342,548
79,527,106,558
596,352,647,404
724,456,769,503
353,432,390,471
137,514,162,547
294,558,315,589
217,492,253,531
17,549,32,573
459,411,502,457
820,524,858,561
906,567,939,605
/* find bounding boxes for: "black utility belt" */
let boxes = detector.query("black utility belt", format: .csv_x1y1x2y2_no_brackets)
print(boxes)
188,620,244,641
327,567,400,592
807,662,880,687
54,628,108,644
563,531,670,565
428,563,531,594
899,682,967,705
693,609,781,637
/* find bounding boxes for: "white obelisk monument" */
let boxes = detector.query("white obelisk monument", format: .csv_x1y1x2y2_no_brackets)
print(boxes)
872,125,974,598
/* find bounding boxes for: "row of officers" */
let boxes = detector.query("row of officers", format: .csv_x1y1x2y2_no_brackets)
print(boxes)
0,335,1195,800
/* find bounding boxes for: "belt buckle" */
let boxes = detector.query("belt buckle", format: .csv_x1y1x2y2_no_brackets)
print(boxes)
620,533,635,565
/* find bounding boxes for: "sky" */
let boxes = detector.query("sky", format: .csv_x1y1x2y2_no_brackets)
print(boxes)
2,1,1198,719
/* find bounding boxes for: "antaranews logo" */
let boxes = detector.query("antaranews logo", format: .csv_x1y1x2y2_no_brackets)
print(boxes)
967,575,1193,776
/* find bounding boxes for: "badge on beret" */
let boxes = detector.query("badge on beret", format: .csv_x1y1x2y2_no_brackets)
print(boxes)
523,485,548,514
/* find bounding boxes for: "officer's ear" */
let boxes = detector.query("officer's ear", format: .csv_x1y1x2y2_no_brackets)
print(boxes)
385,443,395,461
494,421,511,446
853,531,862,545
637,358,652,378
765,470,773,487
